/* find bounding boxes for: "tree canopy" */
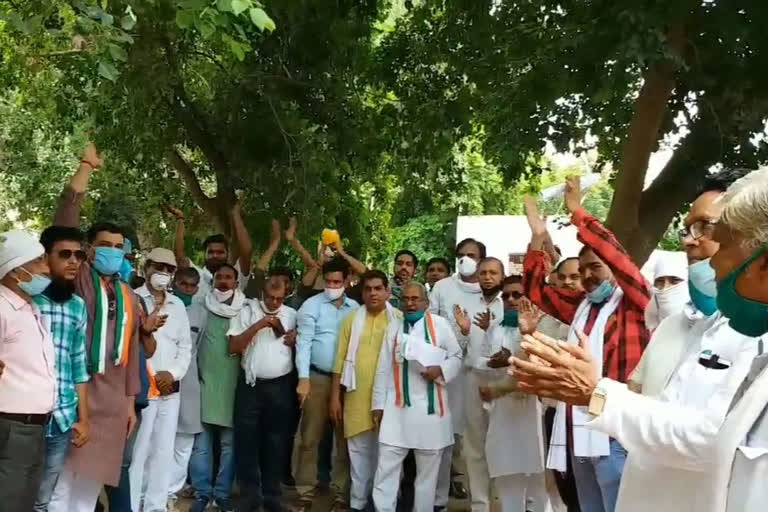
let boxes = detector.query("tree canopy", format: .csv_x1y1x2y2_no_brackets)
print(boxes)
1,0,765,273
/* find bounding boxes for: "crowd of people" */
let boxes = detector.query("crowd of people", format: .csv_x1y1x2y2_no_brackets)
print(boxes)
2,142,768,512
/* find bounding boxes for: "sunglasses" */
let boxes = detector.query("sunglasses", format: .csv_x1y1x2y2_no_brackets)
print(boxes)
502,291,524,300
56,249,88,262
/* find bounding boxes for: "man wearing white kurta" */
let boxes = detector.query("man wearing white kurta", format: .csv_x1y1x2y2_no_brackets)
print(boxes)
130,248,192,512
372,282,462,512
511,167,768,512
429,237,487,506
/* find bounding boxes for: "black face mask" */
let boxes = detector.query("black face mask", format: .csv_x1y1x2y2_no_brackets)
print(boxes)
45,279,76,303
482,284,503,297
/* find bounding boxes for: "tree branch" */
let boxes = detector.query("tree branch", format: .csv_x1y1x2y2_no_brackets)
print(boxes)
165,148,216,211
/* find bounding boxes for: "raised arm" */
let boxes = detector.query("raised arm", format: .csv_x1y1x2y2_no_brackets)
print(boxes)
333,240,367,276
231,194,253,277
165,206,189,268
257,219,281,272
564,177,650,310
285,217,321,271
54,143,102,227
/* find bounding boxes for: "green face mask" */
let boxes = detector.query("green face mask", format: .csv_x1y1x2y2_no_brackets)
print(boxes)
716,244,768,337
174,290,194,307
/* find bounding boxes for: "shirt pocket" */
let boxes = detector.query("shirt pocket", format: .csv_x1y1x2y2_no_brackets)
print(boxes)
683,363,736,410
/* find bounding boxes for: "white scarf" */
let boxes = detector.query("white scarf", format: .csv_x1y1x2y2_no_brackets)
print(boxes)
547,286,624,471
204,289,246,318
341,303,397,391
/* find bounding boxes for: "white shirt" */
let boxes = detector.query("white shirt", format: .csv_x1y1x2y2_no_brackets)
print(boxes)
192,261,250,299
227,300,297,381
587,313,763,512
372,313,462,450
136,286,193,383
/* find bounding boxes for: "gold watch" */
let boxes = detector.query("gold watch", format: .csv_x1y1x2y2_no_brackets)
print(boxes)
588,385,607,416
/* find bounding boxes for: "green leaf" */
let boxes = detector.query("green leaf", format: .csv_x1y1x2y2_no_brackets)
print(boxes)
248,8,275,32
108,43,128,62
216,0,233,12
120,14,136,30
175,9,196,29
231,0,250,16
195,18,216,38
98,60,119,81
227,39,247,61
180,0,207,8
100,12,114,26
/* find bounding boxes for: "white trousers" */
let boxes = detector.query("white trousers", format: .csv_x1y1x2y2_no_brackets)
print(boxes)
47,469,103,512
495,473,547,512
347,430,379,509
435,439,455,507
129,394,181,512
372,443,442,512
463,372,491,512
168,432,195,496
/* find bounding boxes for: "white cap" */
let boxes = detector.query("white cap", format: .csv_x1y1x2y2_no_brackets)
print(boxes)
0,230,45,280
654,251,688,281
146,247,177,268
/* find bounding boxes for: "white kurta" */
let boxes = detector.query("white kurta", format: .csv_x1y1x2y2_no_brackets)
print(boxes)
587,313,765,512
371,313,463,450
484,326,545,478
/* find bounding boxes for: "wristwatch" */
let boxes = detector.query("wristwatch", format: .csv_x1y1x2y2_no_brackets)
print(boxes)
588,384,607,416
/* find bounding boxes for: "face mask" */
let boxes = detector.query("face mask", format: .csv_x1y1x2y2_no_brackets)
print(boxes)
260,299,281,315
586,280,615,304
324,287,344,301
654,282,690,322
502,309,519,328
688,259,718,297
213,288,234,303
457,256,477,277
93,247,125,276
404,310,425,324
716,244,768,337
150,272,171,291
174,290,193,307
17,268,51,297
118,257,134,283
483,284,502,297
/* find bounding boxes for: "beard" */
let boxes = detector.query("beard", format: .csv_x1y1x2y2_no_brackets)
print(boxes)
47,278,76,302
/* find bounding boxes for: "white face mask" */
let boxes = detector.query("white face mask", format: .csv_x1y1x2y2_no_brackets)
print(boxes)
654,281,690,322
260,300,281,315
457,256,477,277
324,287,344,301
213,288,234,302
149,272,171,291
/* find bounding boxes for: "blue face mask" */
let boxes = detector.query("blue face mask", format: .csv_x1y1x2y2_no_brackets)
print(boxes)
404,311,425,325
688,258,718,315
501,309,519,327
586,280,615,304
93,247,125,276
17,269,52,297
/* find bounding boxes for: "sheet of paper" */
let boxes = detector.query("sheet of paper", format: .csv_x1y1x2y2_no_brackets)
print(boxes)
403,338,447,367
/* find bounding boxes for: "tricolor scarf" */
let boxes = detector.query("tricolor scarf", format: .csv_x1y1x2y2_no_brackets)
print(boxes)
392,312,445,416
90,268,134,375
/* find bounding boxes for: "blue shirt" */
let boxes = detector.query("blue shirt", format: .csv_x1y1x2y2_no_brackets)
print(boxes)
296,292,358,378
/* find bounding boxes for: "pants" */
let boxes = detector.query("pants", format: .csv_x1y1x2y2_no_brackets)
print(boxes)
102,411,141,512
169,432,195,496
463,372,491,512
372,443,443,512
34,423,72,511
435,438,460,508
47,469,103,512
571,439,627,512
494,473,546,512
545,408,579,511
234,372,295,512
284,369,301,482
0,416,46,512
294,371,349,501
130,394,181,512
190,423,235,502
347,430,378,510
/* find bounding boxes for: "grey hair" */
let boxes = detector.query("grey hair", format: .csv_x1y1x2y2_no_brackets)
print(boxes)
720,166,768,249
403,281,428,300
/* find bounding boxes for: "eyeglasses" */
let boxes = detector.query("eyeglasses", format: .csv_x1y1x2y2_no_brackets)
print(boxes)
502,291,524,300
56,249,88,262
678,220,718,241
150,262,177,273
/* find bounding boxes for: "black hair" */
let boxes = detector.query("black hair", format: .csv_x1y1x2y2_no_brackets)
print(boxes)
214,262,239,279
268,266,295,282
700,168,753,195
360,269,389,289
322,256,350,279
87,221,124,244
40,226,84,253
394,249,419,268
426,257,451,272
556,257,580,273
456,238,487,259
202,234,229,251
503,275,523,285
478,256,504,273
264,275,287,293
175,267,201,284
